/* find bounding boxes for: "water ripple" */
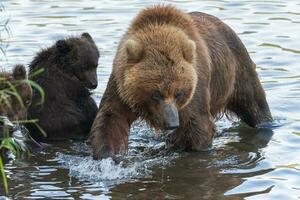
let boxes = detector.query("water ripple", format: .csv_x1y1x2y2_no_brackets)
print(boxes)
1,0,300,199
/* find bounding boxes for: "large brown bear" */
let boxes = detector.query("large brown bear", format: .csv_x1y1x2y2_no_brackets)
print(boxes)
90,6,272,159
26,33,99,140
0,64,32,121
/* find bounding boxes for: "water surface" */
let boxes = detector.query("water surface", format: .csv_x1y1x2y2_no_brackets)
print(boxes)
0,0,300,199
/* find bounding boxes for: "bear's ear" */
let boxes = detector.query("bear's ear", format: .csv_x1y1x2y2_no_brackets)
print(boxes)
125,39,143,62
56,39,71,54
13,64,27,80
182,40,196,63
81,32,95,43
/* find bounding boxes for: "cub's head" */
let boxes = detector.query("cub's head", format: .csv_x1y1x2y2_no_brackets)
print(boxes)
118,27,198,130
0,64,32,121
55,33,99,89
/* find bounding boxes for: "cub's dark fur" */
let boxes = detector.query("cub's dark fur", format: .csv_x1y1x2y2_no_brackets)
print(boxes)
27,33,99,140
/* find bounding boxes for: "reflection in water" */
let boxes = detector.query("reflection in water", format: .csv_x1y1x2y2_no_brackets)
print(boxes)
110,125,275,199
0,0,300,199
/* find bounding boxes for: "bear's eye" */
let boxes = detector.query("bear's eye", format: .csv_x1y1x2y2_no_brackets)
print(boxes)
175,91,185,101
151,91,163,101
92,64,98,69
24,98,31,106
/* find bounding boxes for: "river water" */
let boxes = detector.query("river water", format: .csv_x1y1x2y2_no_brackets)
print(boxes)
0,0,300,199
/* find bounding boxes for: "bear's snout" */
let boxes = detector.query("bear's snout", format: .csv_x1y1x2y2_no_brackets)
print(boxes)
89,80,98,89
83,69,98,89
162,103,180,130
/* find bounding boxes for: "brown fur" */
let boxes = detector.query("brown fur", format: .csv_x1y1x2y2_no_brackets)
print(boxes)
90,6,272,159
0,65,32,121
26,33,99,140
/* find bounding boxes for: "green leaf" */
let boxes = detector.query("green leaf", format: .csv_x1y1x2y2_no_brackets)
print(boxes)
28,68,44,78
0,137,20,157
26,80,45,105
5,81,25,108
0,156,8,195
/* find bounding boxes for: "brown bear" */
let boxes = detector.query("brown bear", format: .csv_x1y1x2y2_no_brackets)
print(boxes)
90,6,272,159
26,33,99,140
0,64,32,121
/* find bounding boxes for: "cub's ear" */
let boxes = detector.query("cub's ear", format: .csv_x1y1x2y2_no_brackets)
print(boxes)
124,39,143,62
182,40,196,63
81,32,95,43
56,39,71,54
13,64,27,80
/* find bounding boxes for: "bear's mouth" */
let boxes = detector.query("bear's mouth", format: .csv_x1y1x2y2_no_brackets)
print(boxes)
70,75,89,89
70,75,97,90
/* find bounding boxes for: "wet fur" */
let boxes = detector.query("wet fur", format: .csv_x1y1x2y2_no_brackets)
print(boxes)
26,33,99,140
90,6,272,159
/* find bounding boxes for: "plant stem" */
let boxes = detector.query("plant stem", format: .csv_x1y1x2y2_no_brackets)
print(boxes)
0,156,9,195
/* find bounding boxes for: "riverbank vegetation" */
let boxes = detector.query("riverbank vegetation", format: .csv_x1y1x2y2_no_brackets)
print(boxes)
0,3,44,195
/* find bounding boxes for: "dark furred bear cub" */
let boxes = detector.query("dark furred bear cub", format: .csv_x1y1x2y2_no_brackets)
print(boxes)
90,6,272,159
0,65,32,121
26,33,99,140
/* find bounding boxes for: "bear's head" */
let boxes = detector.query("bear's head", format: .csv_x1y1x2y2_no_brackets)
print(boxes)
117,26,198,130
0,64,32,121
55,33,99,89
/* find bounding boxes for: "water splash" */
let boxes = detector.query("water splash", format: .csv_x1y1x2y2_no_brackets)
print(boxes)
56,153,144,182
56,120,178,183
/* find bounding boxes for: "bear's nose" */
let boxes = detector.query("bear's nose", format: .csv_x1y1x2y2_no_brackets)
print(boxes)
90,82,98,89
163,103,180,130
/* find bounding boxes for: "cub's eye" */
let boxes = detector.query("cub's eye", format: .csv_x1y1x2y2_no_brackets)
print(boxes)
93,64,98,69
24,98,31,105
151,91,163,101
175,91,185,101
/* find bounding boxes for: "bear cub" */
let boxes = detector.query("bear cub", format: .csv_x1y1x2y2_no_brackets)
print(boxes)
0,64,32,121
26,33,99,140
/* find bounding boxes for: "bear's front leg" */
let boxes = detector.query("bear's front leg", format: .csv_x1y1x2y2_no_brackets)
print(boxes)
90,86,137,160
167,109,215,152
